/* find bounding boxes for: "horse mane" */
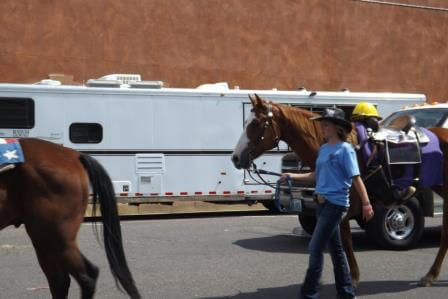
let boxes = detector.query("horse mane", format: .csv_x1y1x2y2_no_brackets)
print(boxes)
273,103,358,146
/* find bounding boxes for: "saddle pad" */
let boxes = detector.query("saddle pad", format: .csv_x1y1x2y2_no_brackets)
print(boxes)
0,138,25,165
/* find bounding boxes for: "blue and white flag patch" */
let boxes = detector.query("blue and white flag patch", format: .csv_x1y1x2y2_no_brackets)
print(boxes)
0,138,25,165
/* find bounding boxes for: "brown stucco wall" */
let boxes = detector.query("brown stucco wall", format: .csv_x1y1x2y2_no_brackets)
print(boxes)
0,0,447,100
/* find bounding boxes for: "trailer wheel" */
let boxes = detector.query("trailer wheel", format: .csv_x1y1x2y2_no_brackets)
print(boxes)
298,213,317,235
365,198,424,250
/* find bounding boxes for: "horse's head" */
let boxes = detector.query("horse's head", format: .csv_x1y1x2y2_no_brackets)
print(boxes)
232,94,281,169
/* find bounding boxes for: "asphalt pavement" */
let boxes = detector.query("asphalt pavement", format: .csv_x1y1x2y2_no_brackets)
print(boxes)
0,213,447,299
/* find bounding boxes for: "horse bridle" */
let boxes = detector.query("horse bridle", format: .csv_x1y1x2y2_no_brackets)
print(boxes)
247,103,281,162
247,103,281,187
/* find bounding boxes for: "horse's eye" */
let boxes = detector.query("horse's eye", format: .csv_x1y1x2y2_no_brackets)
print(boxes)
252,118,260,125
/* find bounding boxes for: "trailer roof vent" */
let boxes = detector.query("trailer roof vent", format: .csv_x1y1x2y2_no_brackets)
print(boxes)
129,81,164,89
196,82,229,90
86,79,122,88
98,74,142,84
35,79,61,86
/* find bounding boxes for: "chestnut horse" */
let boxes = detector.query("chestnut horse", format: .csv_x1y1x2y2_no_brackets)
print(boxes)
231,94,448,287
0,138,140,298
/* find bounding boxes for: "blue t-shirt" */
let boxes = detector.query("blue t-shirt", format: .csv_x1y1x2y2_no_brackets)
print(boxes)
315,142,360,207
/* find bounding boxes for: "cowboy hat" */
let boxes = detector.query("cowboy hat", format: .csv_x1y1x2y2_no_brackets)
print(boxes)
310,108,352,133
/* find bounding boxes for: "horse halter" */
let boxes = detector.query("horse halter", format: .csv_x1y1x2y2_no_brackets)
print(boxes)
247,103,281,163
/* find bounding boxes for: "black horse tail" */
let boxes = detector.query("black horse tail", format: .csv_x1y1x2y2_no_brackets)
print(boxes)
79,153,141,299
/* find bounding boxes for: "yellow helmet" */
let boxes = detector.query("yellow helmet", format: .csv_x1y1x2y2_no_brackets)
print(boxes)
352,102,382,120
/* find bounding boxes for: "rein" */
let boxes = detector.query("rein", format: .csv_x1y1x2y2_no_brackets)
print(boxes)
251,167,301,213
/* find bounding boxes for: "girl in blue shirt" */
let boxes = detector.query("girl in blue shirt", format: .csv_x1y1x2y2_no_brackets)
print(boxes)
281,108,374,299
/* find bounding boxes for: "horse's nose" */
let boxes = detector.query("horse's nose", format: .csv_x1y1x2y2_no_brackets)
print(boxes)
231,154,241,169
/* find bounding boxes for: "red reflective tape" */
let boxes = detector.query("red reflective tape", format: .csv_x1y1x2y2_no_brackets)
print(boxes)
251,190,258,194
165,192,173,196
265,190,272,194
150,193,159,196
237,191,245,195
180,192,188,195
209,191,217,195
194,192,203,195
119,193,128,196
135,193,143,196
223,191,231,195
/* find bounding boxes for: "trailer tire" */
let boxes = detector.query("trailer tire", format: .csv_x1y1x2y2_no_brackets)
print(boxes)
365,198,424,250
298,213,317,235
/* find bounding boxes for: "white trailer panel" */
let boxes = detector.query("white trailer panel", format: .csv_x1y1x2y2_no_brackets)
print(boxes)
0,77,426,202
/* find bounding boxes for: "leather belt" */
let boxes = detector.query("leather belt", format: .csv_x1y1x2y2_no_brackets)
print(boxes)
313,193,326,204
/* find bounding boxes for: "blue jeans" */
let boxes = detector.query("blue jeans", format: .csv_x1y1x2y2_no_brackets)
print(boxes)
300,201,355,299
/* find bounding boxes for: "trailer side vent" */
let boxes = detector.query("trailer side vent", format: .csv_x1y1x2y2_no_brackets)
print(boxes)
135,154,165,174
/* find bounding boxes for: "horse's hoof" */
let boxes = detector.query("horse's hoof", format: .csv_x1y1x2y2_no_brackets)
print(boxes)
418,276,434,287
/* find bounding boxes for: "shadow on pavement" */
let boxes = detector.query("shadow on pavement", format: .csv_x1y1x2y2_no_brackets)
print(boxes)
234,226,442,254
233,231,373,254
199,280,448,299
234,234,309,254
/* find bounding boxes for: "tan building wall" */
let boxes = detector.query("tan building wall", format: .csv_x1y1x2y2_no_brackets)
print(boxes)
0,0,447,100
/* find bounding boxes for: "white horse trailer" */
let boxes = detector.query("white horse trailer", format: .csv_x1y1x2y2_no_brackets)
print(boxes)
0,75,426,206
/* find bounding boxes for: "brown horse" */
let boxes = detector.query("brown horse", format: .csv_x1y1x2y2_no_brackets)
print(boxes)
231,94,448,287
0,138,140,298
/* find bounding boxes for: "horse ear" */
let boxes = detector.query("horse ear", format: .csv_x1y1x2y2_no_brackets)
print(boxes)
248,94,256,107
254,93,269,111
253,93,265,109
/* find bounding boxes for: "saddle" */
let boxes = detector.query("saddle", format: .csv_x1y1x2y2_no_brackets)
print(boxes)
0,164,16,173
385,114,415,133
357,114,443,203
374,115,430,145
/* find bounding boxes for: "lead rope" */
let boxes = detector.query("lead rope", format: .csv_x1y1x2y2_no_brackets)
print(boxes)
249,162,302,213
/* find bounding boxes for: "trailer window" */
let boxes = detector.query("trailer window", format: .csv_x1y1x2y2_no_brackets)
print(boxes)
0,97,35,128
70,123,103,143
